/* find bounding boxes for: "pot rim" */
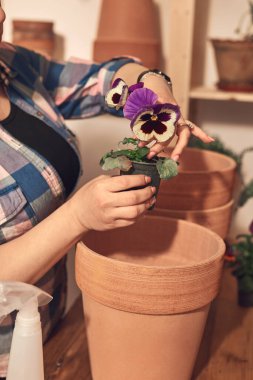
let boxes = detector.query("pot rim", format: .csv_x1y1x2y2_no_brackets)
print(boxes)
160,147,237,174
153,199,234,216
78,216,225,272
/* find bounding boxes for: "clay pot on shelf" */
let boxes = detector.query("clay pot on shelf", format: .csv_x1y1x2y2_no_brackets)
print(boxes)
211,39,253,92
156,148,237,211
151,199,234,239
93,0,161,67
76,215,225,380
12,20,55,58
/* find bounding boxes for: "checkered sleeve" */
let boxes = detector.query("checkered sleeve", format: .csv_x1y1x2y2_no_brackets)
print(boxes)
14,45,140,119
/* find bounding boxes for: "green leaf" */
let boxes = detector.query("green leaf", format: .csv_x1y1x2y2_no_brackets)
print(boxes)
101,156,132,171
156,158,178,179
121,137,138,146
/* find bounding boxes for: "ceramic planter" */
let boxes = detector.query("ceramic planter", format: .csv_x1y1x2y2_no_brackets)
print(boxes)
156,148,236,211
151,199,234,239
75,216,225,380
211,39,253,92
93,0,161,67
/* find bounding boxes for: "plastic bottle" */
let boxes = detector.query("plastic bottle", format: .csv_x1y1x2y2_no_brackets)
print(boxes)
0,281,52,380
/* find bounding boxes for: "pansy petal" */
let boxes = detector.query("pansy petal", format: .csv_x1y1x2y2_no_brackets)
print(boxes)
131,104,180,142
123,88,158,120
128,82,144,93
105,78,128,108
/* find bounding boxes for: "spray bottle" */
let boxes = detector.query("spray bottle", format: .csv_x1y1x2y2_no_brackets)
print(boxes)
0,281,52,380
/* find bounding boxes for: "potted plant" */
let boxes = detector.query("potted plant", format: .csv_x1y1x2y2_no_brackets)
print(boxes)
100,137,178,196
99,78,180,202
225,221,253,307
211,0,253,91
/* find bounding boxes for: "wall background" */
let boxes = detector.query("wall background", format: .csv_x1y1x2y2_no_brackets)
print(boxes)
2,0,253,308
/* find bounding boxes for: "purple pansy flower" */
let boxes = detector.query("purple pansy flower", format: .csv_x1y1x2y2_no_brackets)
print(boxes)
105,78,144,110
124,87,180,142
123,87,158,120
105,78,128,110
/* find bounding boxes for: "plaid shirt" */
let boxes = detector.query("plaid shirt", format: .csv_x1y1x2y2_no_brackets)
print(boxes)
0,41,136,376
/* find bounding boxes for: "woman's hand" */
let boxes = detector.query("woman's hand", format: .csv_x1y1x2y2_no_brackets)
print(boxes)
68,174,156,233
141,116,214,161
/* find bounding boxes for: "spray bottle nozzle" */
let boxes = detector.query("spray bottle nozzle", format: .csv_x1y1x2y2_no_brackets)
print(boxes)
0,281,52,323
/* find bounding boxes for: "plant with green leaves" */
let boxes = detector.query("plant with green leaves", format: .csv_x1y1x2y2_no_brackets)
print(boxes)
100,137,178,180
225,221,253,295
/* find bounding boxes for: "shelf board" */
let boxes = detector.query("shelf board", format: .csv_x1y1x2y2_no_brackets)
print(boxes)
190,86,253,102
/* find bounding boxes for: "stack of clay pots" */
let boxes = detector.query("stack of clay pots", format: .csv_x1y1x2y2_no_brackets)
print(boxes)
153,147,237,239
93,0,161,68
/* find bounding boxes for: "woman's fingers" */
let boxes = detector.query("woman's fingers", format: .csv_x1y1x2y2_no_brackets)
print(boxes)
104,173,152,192
171,120,214,161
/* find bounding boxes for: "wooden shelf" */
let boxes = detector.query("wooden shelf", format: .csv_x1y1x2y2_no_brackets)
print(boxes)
190,86,253,103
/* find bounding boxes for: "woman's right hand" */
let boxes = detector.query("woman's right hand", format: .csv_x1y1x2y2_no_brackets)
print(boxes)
68,174,156,233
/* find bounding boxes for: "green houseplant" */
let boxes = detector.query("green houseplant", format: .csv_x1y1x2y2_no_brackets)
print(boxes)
211,0,253,92
225,221,253,307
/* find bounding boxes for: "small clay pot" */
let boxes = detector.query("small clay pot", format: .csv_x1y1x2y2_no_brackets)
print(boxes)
238,289,253,307
157,148,236,211
211,39,253,92
120,161,160,210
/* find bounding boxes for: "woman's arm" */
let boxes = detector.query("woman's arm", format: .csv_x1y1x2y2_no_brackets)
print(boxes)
113,63,214,161
0,174,155,283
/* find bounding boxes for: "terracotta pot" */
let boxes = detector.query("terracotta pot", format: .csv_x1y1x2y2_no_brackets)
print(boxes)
12,20,55,58
93,0,161,67
120,161,160,209
211,39,253,92
156,148,236,210
76,216,225,380
151,199,234,239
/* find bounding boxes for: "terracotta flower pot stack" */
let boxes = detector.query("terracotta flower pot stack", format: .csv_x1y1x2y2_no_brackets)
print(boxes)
154,148,237,239
76,215,225,380
93,0,161,68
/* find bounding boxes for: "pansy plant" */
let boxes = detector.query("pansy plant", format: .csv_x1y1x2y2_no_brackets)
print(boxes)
100,78,180,180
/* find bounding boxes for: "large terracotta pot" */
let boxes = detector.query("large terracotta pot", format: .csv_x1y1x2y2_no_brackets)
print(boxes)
151,199,234,239
76,216,225,380
156,148,236,210
12,20,55,58
93,0,161,67
211,39,253,92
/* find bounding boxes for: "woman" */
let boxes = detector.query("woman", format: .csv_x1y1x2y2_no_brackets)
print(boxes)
0,2,212,377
